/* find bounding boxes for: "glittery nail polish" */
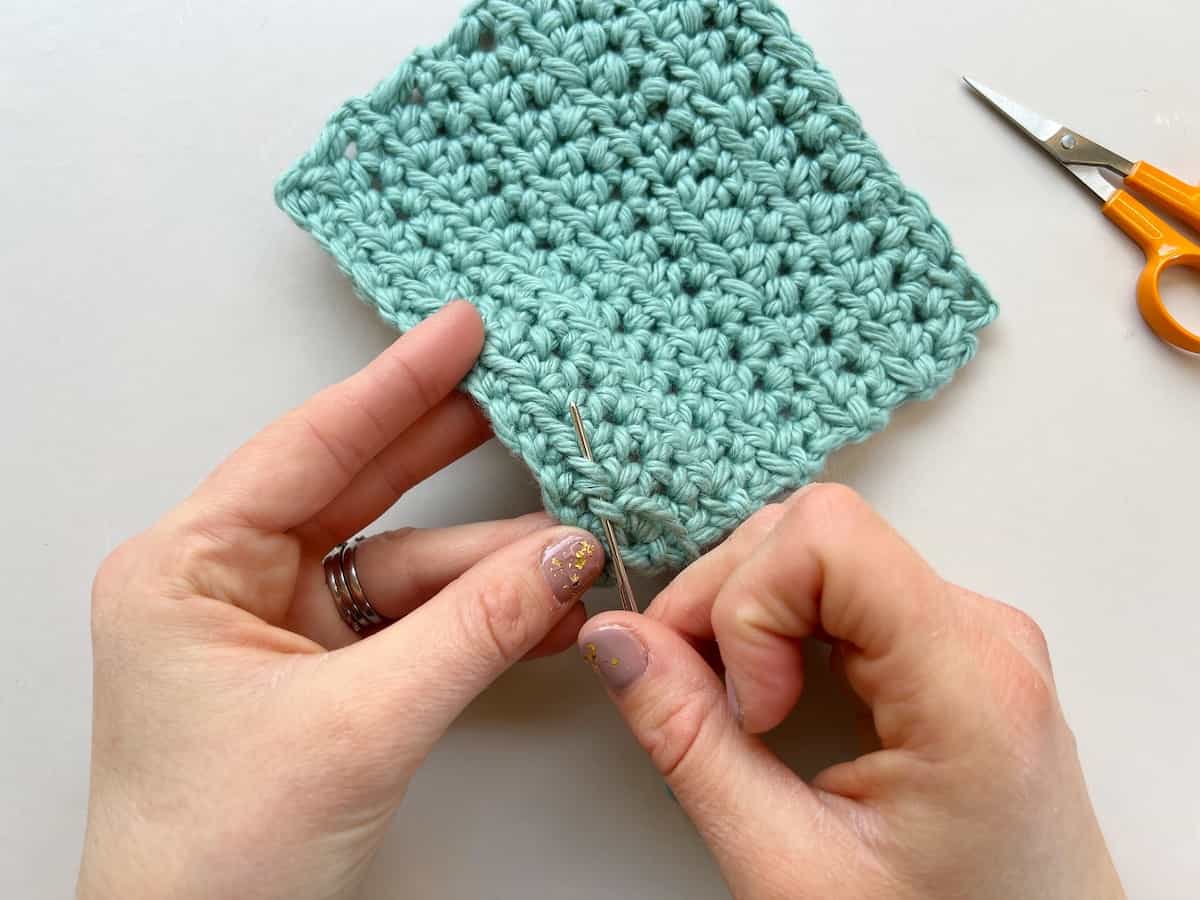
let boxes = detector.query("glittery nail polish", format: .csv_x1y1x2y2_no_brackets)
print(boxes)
541,533,604,604
579,626,648,691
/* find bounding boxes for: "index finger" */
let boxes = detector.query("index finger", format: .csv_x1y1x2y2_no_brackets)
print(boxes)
190,301,485,531
710,485,976,746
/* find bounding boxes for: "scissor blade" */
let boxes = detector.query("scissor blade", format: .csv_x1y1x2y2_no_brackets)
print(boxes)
963,76,1125,202
962,76,1063,142
1065,165,1117,202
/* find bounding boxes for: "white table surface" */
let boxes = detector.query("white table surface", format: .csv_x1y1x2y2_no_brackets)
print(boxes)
3,1,1198,897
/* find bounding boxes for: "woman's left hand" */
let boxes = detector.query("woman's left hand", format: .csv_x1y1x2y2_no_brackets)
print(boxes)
77,302,605,900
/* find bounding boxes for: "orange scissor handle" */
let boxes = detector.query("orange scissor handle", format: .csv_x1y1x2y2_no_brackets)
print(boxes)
1127,161,1200,233
1102,180,1200,354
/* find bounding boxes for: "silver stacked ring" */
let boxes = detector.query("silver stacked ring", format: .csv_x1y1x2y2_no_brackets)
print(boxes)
323,538,391,635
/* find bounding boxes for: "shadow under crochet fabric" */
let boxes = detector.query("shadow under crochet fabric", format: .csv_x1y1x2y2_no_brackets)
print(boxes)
276,0,997,575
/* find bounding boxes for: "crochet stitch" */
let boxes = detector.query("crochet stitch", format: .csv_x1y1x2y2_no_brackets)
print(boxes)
276,0,997,574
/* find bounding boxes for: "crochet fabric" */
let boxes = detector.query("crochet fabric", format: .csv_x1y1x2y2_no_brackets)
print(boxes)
276,0,997,575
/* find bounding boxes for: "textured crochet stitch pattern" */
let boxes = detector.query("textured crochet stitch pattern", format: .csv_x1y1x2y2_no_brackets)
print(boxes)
277,0,997,575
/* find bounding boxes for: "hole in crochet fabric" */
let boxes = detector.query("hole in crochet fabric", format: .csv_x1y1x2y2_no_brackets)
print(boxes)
729,345,741,362
343,141,358,160
370,174,383,192
479,30,496,52
409,87,425,105
649,100,669,119
610,183,622,202
819,325,834,344
779,403,794,421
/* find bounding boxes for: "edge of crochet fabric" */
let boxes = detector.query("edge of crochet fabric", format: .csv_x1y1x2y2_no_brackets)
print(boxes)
276,0,997,575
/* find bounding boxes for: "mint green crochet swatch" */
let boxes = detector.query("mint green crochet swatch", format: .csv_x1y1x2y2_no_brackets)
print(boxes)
276,0,997,575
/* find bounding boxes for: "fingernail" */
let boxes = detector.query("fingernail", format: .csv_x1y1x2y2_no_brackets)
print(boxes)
541,532,604,605
726,676,743,727
579,626,647,692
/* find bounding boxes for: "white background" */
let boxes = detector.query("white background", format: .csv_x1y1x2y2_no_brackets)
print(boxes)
2,1,1198,897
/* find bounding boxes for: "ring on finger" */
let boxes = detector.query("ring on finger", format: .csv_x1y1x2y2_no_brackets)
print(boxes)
323,539,393,636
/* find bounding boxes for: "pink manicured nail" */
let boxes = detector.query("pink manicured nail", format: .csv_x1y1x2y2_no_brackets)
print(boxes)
541,533,604,605
579,626,648,692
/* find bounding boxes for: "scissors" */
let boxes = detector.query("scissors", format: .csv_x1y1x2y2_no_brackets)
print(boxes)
964,77,1200,353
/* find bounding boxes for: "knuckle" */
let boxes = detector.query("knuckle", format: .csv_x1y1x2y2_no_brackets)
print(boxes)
296,409,372,482
92,542,136,601
158,523,252,600
387,350,441,412
740,503,786,541
1008,661,1056,719
641,688,718,779
728,596,777,645
791,482,868,528
375,449,422,501
459,575,538,666
991,651,1059,744
90,530,199,635
165,526,228,575
998,603,1050,658
91,534,174,618
749,501,786,529
91,541,139,628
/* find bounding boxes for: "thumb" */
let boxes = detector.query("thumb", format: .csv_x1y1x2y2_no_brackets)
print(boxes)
323,526,604,752
577,613,855,898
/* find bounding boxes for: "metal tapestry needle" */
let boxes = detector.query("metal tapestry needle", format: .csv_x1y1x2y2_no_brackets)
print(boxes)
568,403,639,613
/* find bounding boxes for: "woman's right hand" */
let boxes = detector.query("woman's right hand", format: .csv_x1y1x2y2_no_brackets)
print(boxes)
579,484,1125,899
